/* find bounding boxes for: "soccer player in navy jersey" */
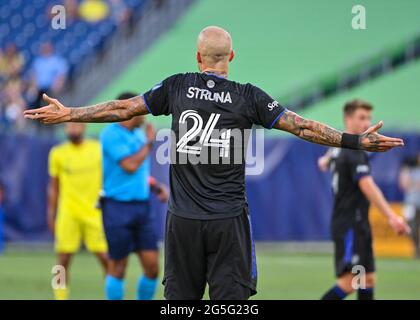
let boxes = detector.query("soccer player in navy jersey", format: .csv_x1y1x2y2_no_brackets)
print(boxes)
317,100,410,300
24,26,405,300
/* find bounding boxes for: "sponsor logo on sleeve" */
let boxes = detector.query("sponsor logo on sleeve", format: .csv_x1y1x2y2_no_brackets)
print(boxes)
267,101,279,111
356,165,369,173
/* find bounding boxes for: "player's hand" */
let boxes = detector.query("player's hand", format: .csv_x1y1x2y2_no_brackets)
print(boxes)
318,155,330,172
145,122,156,143
359,121,404,152
388,215,411,235
157,185,169,203
23,94,71,124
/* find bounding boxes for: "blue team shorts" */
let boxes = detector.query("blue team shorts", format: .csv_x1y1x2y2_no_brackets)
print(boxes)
101,198,158,260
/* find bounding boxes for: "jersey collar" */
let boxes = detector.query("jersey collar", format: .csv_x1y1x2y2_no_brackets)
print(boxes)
202,72,227,79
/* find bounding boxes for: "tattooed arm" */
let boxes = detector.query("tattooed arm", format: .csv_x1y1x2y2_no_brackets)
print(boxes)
274,110,404,152
24,93,149,123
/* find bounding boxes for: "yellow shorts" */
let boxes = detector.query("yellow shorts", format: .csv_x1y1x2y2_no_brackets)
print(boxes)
55,211,108,253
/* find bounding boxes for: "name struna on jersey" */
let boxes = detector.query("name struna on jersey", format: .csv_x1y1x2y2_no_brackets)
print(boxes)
186,87,232,104
143,72,286,219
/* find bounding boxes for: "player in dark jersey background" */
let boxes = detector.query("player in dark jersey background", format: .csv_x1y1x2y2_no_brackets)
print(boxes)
318,100,410,300
25,26,406,300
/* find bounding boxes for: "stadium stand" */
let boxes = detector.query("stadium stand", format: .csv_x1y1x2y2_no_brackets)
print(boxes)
89,0,420,132
301,59,420,132
0,0,151,133
0,0,146,76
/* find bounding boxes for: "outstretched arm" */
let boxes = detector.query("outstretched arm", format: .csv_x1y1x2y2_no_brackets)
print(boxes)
274,110,404,152
24,94,149,124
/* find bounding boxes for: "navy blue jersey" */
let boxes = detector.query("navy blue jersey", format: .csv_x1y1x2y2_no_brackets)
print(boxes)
143,72,285,219
329,148,371,234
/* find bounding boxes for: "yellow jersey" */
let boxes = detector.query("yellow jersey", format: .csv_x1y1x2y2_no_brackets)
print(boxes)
48,139,102,218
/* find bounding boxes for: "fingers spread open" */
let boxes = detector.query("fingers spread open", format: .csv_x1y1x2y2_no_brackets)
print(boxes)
24,106,47,115
24,113,44,120
23,114,37,120
378,135,404,143
43,93,54,104
366,121,383,134
378,141,404,147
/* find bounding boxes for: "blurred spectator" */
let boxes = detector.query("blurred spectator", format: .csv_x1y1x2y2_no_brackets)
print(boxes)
78,0,109,23
65,0,79,22
30,42,68,109
0,181,5,254
399,153,420,258
0,43,24,83
0,77,26,132
48,0,79,25
0,87,7,131
155,0,168,9
110,0,132,28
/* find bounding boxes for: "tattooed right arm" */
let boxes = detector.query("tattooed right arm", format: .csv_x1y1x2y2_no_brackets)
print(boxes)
24,94,149,124
70,96,148,122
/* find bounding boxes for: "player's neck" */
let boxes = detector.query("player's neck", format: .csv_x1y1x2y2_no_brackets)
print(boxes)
201,67,228,79
70,139,84,146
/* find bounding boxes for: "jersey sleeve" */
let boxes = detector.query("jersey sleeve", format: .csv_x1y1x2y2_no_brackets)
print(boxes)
142,74,180,116
100,130,133,162
48,147,60,178
246,85,286,129
349,151,371,182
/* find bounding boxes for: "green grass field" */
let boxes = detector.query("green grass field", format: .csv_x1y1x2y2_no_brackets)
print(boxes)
0,245,419,300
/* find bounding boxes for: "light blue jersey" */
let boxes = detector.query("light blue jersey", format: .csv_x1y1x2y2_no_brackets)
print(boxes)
100,123,150,201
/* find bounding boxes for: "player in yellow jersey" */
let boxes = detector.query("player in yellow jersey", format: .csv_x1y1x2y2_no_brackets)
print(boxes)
47,123,108,300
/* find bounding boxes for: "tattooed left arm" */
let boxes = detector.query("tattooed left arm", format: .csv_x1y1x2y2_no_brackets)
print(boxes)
274,110,342,147
273,110,404,152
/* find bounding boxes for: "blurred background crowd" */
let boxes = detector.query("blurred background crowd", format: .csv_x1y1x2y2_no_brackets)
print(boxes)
0,0,167,133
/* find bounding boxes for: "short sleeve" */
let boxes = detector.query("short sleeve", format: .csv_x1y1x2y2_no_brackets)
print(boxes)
48,148,60,177
100,130,133,162
247,85,286,129
349,151,371,182
142,74,180,116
